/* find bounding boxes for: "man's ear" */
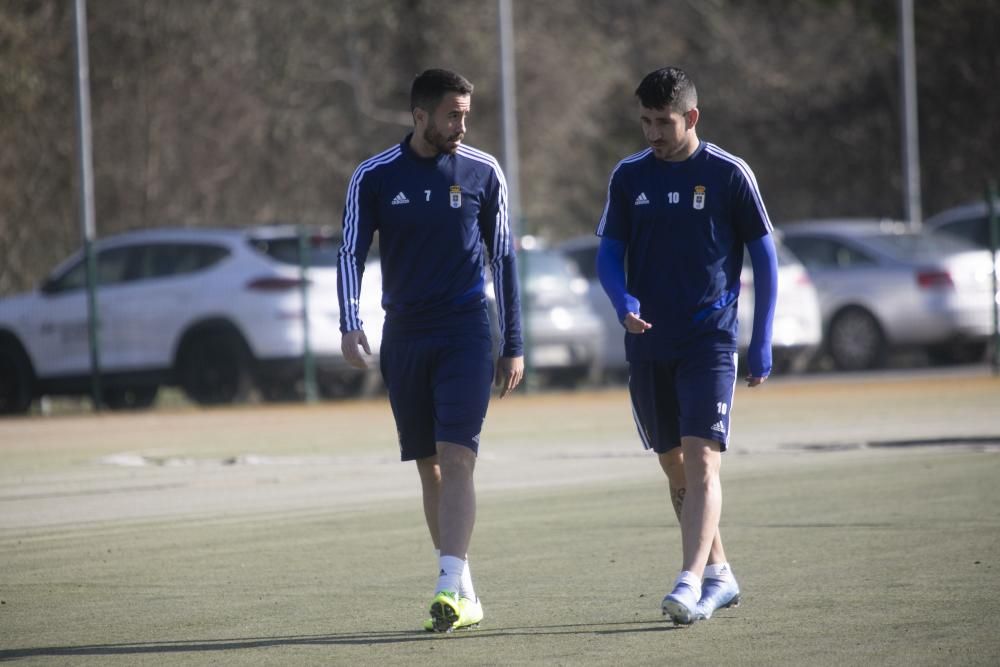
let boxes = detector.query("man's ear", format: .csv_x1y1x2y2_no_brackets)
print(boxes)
685,107,700,130
412,107,426,127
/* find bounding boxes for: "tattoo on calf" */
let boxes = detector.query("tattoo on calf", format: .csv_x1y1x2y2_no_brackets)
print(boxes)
670,487,686,519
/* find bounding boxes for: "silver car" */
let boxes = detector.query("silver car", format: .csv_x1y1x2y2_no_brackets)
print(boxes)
557,234,822,377
553,236,630,381
487,246,605,387
781,219,995,370
735,237,823,373
924,199,1000,250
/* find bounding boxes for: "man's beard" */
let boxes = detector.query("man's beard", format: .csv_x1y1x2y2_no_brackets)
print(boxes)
424,123,462,155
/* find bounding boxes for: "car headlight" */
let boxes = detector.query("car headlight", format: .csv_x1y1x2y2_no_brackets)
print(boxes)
569,277,589,296
549,307,573,330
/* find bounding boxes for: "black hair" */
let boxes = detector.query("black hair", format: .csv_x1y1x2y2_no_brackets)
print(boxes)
410,69,474,113
635,67,697,112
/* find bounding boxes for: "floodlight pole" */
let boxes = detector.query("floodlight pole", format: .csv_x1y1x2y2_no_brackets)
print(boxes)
73,0,103,410
498,0,531,389
899,0,922,229
498,0,521,235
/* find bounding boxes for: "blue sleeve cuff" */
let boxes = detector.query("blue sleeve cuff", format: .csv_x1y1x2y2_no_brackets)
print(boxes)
746,235,778,377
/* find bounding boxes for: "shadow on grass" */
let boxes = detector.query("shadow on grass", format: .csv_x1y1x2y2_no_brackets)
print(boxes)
0,620,683,660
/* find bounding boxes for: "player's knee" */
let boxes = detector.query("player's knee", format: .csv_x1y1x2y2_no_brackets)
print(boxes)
679,438,721,481
658,450,685,485
415,456,441,483
436,441,477,475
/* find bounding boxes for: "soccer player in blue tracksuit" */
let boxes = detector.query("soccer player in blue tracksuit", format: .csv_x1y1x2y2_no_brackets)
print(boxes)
596,67,778,625
337,69,523,633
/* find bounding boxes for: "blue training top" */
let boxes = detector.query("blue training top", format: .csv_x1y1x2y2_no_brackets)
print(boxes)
595,141,774,364
337,134,523,358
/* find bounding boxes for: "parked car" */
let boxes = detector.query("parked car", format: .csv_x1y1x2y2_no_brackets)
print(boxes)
735,236,824,373
556,234,822,377
924,199,1000,250
780,219,994,370
0,225,384,414
552,237,629,380
487,246,605,387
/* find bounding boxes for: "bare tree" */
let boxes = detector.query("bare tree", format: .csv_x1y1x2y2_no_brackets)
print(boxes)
2,0,999,293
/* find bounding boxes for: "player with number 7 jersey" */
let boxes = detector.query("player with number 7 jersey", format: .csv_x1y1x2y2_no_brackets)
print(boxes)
336,69,523,633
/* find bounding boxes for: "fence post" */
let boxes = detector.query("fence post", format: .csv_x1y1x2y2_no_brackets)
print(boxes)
298,226,318,402
987,181,999,376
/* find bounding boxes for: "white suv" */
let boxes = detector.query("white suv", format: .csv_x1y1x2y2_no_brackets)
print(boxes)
0,226,384,414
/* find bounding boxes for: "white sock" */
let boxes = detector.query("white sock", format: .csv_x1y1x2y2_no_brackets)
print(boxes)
459,558,476,601
704,562,734,581
674,570,702,597
436,555,465,595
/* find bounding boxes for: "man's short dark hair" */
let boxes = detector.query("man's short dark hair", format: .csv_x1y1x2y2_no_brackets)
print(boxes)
410,69,474,113
635,67,697,112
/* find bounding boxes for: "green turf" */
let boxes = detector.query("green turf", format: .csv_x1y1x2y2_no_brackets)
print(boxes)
1,448,998,665
2,375,1000,665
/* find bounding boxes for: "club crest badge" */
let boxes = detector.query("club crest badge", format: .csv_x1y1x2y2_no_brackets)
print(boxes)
450,185,462,209
693,185,706,210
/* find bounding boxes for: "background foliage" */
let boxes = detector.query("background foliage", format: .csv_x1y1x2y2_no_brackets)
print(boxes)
2,0,998,293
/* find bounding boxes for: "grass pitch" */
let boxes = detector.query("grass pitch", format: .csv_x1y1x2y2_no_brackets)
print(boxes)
1,371,999,665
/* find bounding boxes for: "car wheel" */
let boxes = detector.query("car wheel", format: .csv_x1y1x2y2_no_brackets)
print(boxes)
177,330,253,405
827,307,885,371
544,366,589,389
927,341,987,366
0,342,33,415
771,348,816,375
103,386,158,410
319,370,369,399
260,380,304,403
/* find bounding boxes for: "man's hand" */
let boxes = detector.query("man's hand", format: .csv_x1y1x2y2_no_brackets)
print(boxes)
495,355,524,398
745,375,767,388
623,312,652,334
341,329,371,370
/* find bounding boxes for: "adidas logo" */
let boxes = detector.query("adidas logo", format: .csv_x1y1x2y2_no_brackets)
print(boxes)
391,192,410,205
710,421,726,434
634,192,650,206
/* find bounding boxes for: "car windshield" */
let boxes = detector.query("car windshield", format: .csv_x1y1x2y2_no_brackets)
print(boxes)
863,232,978,259
775,242,799,267
523,250,578,287
249,229,382,267
249,233,339,268
934,217,990,248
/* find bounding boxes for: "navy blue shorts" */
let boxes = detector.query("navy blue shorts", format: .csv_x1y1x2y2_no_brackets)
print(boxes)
379,328,494,461
628,350,738,453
